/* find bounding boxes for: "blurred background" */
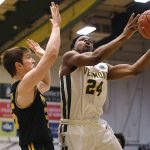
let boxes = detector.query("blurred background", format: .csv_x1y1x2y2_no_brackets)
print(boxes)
0,0,150,149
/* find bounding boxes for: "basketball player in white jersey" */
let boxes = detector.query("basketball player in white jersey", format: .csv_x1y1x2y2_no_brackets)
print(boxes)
58,13,150,150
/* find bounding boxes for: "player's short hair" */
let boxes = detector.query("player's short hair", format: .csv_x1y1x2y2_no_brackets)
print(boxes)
70,35,83,50
2,47,30,77
70,35,95,50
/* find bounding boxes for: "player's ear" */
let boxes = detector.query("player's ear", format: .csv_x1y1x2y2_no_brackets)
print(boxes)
15,62,23,70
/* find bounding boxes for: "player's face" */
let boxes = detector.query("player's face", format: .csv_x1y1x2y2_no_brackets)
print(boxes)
74,36,94,53
22,51,35,72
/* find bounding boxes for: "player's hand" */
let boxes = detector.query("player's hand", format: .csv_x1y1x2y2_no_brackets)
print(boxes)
50,2,61,26
26,39,45,58
121,13,142,39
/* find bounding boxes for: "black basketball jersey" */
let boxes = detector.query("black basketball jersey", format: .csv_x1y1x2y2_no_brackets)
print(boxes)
11,81,53,148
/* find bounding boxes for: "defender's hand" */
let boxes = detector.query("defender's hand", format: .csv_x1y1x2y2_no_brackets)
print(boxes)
26,39,45,58
50,2,61,26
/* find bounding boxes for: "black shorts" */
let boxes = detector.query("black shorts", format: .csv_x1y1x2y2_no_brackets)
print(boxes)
21,141,54,150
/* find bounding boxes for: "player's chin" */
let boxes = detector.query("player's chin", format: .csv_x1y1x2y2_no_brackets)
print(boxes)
29,66,35,70
85,44,93,51
82,46,90,52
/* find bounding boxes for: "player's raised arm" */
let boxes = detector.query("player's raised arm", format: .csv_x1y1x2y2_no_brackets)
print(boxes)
13,2,61,107
91,13,140,63
107,48,150,80
26,39,51,93
62,13,140,68
19,2,61,92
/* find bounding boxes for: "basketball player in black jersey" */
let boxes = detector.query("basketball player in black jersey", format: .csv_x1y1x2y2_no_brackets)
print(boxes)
2,2,61,150
58,13,150,150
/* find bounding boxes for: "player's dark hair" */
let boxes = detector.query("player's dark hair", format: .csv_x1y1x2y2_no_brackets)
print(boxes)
2,47,30,77
70,35,83,50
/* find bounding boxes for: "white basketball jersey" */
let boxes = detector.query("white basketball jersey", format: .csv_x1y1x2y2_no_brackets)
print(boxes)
60,63,108,120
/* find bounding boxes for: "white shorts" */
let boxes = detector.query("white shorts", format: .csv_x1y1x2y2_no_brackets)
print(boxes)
58,119,122,150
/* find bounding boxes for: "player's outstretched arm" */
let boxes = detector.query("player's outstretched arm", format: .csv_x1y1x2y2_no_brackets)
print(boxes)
62,13,141,68
17,2,61,106
22,2,60,87
26,39,51,93
92,13,141,62
107,49,150,80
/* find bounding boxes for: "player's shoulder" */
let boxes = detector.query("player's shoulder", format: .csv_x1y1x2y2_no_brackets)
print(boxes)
63,50,78,59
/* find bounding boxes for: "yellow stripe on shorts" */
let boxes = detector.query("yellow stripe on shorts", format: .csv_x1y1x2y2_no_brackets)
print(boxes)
28,144,31,150
31,143,35,150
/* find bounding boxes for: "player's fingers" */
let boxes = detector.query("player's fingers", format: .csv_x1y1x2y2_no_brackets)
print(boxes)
26,40,37,52
131,14,140,24
30,40,38,46
50,5,55,17
56,4,59,15
49,19,53,24
26,39,34,46
130,24,144,31
51,2,56,14
128,13,135,23
27,39,37,47
51,2,55,7
138,27,144,31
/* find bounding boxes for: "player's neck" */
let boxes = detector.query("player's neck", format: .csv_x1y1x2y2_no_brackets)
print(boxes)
13,73,24,82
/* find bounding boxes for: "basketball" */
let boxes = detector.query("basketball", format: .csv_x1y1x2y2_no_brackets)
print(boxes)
138,10,150,39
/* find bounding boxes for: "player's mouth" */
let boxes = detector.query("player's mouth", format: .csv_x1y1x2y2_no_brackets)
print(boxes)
85,42,91,47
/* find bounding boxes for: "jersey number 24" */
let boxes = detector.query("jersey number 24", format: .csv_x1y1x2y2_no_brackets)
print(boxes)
86,79,103,96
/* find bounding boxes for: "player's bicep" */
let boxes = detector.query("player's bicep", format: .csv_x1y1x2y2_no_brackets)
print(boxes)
18,68,44,93
64,52,97,66
107,64,135,80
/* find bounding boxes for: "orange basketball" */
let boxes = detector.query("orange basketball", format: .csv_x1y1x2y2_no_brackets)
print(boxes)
138,10,150,39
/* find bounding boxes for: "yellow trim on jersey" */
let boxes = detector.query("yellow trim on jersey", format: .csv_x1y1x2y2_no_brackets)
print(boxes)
44,107,48,113
11,103,15,109
47,123,49,128
40,94,46,103
12,114,19,129
10,93,13,100
45,115,48,120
